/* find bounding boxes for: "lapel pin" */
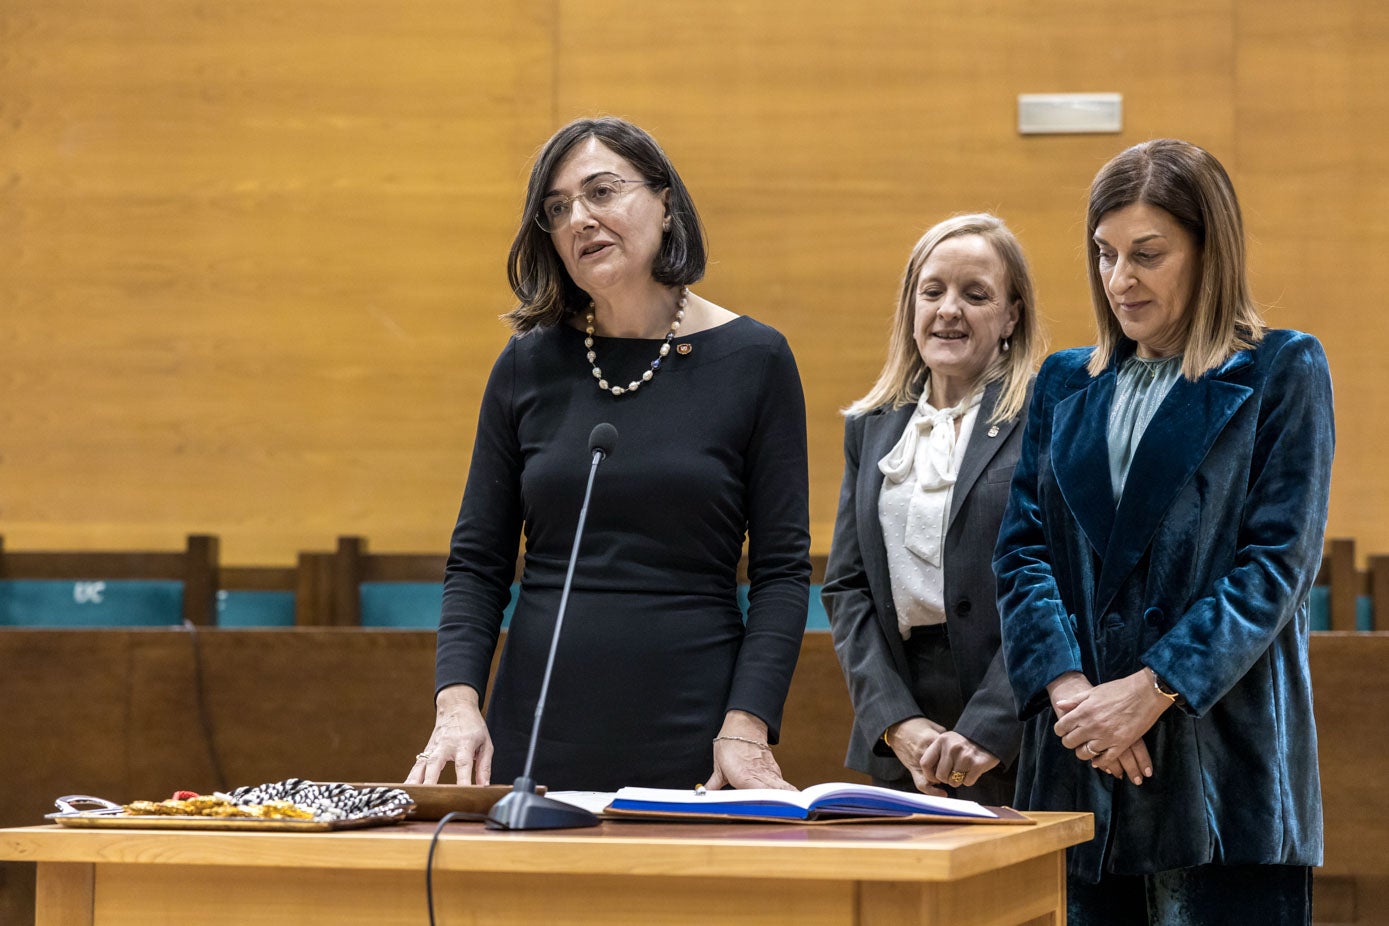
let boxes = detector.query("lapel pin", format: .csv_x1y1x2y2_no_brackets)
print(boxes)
987,425,1000,438
676,343,692,355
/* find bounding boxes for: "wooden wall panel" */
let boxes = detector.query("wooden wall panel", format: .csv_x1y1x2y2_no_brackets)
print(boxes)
0,1,552,563
0,0,1384,559
1235,0,1389,559
555,0,1238,545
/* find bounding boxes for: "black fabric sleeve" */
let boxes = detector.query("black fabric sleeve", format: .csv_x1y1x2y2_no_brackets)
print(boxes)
726,335,812,743
434,340,524,703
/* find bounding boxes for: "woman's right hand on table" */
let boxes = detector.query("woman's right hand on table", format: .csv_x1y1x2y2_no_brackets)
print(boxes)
405,684,494,785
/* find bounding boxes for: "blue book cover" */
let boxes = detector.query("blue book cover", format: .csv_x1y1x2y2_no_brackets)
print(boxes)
606,782,1026,824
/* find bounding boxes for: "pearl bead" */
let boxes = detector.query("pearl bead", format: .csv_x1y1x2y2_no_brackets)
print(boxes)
583,286,687,397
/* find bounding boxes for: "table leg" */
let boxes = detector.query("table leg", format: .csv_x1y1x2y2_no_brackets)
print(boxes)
859,851,1064,925
36,862,94,926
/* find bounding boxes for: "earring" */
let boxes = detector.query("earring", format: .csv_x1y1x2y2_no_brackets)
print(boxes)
1001,337,1011,353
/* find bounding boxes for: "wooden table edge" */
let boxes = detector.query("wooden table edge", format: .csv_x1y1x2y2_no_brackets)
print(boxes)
0,811,1092,883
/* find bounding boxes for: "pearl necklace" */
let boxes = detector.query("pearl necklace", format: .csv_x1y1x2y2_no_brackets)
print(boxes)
585,287,686,396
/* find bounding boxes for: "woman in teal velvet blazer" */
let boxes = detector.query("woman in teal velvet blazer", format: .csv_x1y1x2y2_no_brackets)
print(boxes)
995,140,1333,925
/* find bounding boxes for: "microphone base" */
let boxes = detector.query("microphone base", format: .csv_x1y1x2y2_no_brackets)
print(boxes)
485,777,601,831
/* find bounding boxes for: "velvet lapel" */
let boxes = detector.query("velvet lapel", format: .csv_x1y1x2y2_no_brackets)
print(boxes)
859,404,915,649
1094,357,1254,610
949,379,1014,529
1051,364,1118,560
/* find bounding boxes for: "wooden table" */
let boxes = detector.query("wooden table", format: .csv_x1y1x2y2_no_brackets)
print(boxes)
0,813,1091,926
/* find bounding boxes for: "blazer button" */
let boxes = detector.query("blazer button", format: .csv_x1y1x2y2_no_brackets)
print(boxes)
954,599,972,617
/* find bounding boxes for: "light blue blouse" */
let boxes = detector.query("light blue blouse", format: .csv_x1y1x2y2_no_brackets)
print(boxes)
1107,354,1183,502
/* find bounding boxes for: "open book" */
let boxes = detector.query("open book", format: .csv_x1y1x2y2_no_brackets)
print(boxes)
603,782,1030,825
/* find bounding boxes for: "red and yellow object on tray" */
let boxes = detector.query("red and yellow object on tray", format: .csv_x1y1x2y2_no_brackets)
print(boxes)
49,779,414,831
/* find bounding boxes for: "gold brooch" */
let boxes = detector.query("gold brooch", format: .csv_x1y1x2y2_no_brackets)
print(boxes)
676,343,692,355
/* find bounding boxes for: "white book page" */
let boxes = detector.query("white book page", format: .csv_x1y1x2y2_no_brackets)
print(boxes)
612,782,995,817
545,791,618,814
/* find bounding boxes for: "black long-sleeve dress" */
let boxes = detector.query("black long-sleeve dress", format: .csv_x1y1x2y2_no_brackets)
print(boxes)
436,315,811,791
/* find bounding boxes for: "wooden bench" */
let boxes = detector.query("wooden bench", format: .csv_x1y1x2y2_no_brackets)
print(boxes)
0,534,220,625
1317,538,1387,632
0,535,332,628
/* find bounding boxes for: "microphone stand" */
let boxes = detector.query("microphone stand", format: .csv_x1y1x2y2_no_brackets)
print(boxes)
485,438,609,831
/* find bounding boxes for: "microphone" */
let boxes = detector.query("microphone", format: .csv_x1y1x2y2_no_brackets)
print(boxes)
486,423,618,830
589,422,617,462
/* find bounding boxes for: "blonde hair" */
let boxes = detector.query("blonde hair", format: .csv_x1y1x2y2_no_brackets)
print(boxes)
845,213,1044,422
1085,139,1265,379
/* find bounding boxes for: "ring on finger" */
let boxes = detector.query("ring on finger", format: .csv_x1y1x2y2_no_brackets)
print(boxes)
1083,741,1099,758
415,752,434,761
948,770,966,787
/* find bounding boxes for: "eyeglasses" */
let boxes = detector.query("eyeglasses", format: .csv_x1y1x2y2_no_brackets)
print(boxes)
535,175,656,232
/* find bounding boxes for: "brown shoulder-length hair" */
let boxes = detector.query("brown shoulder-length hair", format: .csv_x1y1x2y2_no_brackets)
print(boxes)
1085,138,1265,379
503,117,707,333
845,213,1044,424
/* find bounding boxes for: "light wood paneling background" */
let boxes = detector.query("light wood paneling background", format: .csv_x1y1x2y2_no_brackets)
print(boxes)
0,0,1383,563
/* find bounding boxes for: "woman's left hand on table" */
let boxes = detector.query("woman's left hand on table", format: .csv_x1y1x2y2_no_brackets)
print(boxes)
704,710,796,791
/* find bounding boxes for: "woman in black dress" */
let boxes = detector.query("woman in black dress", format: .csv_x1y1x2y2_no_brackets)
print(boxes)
406,117,811,792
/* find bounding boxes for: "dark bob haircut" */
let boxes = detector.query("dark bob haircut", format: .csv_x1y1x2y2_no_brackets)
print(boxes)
1085,138,1264,379
504,117,707,333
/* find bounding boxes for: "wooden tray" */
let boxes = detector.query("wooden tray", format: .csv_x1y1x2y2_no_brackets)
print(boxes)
349,783,535,820
48,813,392,832
47,788,416,831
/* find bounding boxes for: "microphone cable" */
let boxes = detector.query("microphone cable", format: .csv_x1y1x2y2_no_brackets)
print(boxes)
425,809,488,925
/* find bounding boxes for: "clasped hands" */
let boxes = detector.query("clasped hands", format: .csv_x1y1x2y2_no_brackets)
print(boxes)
1047,670,1172,785
885,718,1000,795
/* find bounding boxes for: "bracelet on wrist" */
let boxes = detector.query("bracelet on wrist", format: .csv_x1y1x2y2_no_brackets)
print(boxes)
1148,667,1182,704
713,734,769,751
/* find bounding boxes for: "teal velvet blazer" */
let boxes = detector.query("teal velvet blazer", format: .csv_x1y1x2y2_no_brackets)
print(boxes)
994,329,1333,882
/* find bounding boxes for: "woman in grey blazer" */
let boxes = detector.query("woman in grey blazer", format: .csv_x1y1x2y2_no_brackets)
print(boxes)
823,214,1042,806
